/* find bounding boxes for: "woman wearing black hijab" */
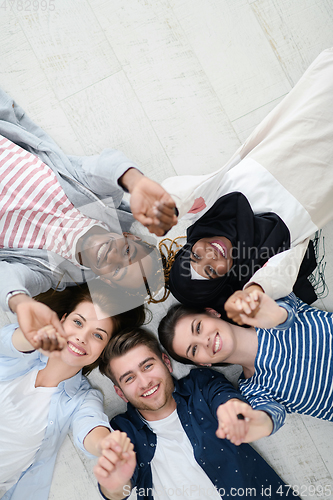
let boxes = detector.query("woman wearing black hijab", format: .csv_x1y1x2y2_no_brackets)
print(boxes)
167,192,316,321
160,48,333,322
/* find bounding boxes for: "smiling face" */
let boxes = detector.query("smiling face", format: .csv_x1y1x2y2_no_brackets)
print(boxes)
111,345,176,421
172,312,236,365
60,301,113,370
190,236,233,279
79,230,155,291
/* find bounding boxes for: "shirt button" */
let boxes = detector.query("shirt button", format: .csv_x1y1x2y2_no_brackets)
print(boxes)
150,443,155,447
140,463,144,467
50,421,54,425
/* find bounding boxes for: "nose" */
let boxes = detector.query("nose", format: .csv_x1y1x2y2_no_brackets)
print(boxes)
137,372,150,389
76,330,88,344
106,244,118,263
195,329,210,349
106,242,125,268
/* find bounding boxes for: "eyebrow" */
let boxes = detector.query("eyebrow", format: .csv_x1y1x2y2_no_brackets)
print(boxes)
76,313,108,335
118,356,156,383
185,320,195,358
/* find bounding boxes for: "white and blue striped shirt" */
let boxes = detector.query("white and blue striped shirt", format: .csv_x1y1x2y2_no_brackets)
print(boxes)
238,293,333,434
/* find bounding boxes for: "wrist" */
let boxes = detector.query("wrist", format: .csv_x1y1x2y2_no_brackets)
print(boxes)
100,482,131,500
244,283,264,293
263,412,274,436
118,168,144,193
7,292,31,313
277,306,288,325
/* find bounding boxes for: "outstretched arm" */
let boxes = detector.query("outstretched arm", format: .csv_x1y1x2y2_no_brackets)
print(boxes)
216,399,273,445
83,426,111,456
119,168,178,236
93,431,136,500
9,294,66,353
224,284,263,325
225,240,309,325
237,290,288,329
12,324,67,355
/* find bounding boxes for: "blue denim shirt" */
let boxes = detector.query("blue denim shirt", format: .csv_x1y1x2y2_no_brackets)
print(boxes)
104,368,297,500
0,323,111,500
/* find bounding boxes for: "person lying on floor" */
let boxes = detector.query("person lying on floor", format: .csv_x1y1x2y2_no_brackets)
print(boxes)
0,86,177,349
94,327,299,499
0,281,142,500
158,289,333,441
160,47,333,323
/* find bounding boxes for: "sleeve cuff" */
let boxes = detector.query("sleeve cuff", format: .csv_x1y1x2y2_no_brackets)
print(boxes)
250,401,286,434
6,290,30,311
275,300,295,330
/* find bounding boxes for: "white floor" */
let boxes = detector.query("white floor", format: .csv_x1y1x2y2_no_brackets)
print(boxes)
1,0,333,499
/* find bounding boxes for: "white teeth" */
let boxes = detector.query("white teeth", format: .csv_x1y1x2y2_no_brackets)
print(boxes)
143,386,158,397
211,242,226,258
97,243,107,265
68,343,85,355
213,335,221,354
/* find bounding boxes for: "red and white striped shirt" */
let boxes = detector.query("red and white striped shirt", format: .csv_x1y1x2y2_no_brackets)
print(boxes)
0,135,105,266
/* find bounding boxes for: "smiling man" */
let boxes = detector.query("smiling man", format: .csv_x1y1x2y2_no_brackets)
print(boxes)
94,327,298,500
0,87,175,350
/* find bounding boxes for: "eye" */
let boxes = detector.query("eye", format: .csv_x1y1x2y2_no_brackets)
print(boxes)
192,345,197,357
207,266,218,279
93,332,103,340
196,321,201,334
192,251,201,260
125,375,134,383
125,245,130,256
144,363,153,371
74,319,82,327
113,266,120,277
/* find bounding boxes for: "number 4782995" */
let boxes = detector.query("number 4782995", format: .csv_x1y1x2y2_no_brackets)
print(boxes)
276,484,332,497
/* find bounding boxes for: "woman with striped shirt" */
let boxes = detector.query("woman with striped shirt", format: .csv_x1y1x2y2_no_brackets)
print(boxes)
158,291,333,443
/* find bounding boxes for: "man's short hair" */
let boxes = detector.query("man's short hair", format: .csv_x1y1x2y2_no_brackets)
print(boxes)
100,326,164,385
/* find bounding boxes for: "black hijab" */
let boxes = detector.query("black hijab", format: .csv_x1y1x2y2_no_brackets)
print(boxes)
169,192,316,316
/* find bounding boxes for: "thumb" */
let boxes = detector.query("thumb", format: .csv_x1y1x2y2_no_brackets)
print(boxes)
235,403,254,420
132,212,154,226
50,314,66,337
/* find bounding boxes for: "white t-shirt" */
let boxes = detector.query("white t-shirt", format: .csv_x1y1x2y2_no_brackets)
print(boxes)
147,410,221,500
0,369,56,492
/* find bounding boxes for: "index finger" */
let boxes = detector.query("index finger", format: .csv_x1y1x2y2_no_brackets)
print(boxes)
47,311,66,338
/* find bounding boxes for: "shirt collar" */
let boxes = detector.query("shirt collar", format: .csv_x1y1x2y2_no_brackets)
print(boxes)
59,370,84,397
38,353,83,397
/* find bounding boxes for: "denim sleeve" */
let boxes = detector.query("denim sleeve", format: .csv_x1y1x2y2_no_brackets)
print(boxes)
275,293,297,330
0,260,52,311
71,383,112,459
189,368,250,418
240,394,286,434
67,150,141,201
0,324,46,380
